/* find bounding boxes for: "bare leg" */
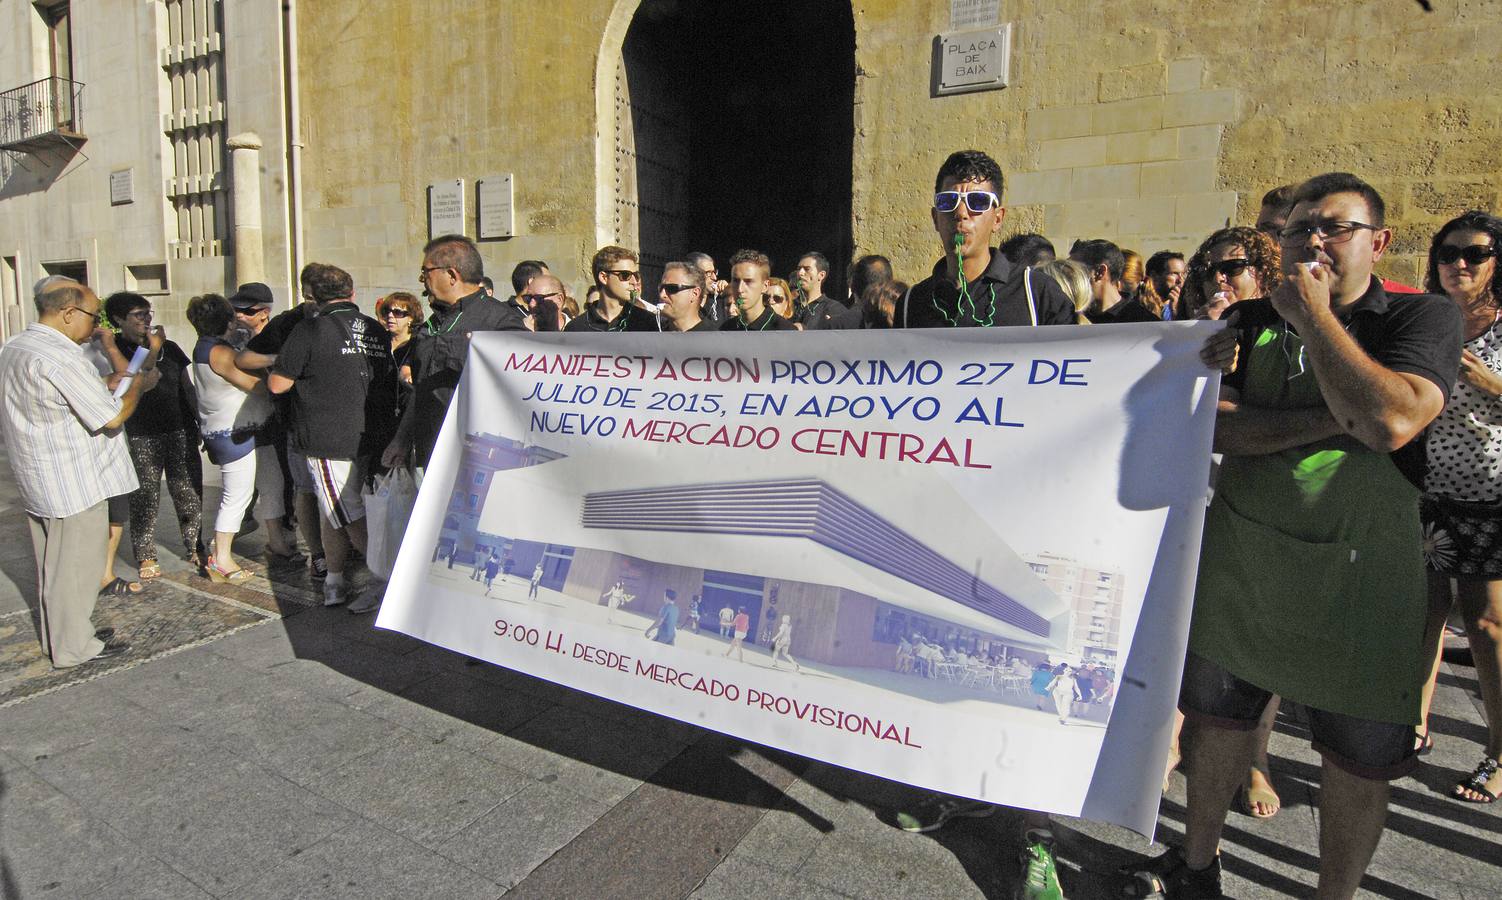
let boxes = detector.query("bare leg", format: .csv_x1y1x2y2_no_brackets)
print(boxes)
320,516,351,577
213,530,239,571
1417,569,1454,747
102,522,128,586
263,516,296,555
1453,578,1502,800
1182,722,1259,870
1314,760,1389,900
1164,709,1185,790
295,492,324,558
1245,696,1282,816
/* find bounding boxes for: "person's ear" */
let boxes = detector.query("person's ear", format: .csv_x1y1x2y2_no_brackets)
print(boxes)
1370,227,1392,261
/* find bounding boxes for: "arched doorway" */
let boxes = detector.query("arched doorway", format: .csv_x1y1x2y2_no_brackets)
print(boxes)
600,0,855,297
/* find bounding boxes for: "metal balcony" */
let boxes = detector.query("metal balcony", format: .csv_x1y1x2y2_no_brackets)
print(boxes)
0,77,86,154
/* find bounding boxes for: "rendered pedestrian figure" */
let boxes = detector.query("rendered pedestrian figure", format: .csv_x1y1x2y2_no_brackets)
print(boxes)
602,581,632,623
482,551,500,595
718,605,734,637
1047,664,1080,725
645,589,679,645
470,547,486,581
688,593,702,633
769,615,801,673
527,561,543,600
723,607,750,662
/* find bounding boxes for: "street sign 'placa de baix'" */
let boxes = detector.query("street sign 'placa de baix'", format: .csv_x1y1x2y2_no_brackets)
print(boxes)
428,180,465,238
933,24,1012,97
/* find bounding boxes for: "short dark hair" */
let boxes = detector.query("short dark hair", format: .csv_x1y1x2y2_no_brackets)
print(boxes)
1260,184,1296,214
1145,250,1185,278
1070,239,1126,283
999,233,1056,268
186,293,234,338
798,251,830,276
298,262,329,296
305,264,355,304
591,245,638,278
35,282,88,316
1290,172,1386,227
729,249,771,278
685,251,714,272
1426,210,1502,298
480,276,495,293
103,291,150,328
510,260,549,295
934,150,1004,197
662,261,705,292
423,234,485,283
848,254,892,303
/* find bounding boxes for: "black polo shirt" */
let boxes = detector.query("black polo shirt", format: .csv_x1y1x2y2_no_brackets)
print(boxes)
1094,296,1159,324
246,302,318,355
720,306,798,332
274,301,399,460
800,295,855,330
564,301,661,333
403,289,527,466
682,318,717,332
1222,278,1462,488
897,249,1076,328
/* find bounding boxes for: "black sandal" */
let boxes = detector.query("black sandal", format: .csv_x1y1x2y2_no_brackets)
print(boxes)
1452,756,1499,804
98,577,143,597
1117,846,1224,898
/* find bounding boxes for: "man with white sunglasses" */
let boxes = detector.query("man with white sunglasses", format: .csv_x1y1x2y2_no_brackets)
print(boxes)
895,150,1076,329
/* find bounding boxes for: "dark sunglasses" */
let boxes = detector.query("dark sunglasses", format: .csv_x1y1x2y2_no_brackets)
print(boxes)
658,283,699,295
1436,244,1497,267
1210,259,1256,278
382,308,413,318
605,269,641,282
521,291,562,303
934,190,1000,214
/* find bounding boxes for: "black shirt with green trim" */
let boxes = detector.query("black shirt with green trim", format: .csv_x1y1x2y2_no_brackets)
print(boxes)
897,248,1076,328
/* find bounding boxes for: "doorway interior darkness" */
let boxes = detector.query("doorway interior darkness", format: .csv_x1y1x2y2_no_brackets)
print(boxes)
620,0,855,299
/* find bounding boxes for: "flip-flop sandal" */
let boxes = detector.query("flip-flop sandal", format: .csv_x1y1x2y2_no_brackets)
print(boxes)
1452,757,1499,804
1415,731,1434,757
137,560,162,580
1236,781,1281,819
98,577,143,597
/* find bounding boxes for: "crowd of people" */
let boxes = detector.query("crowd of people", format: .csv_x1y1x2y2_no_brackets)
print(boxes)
2,145,1499,900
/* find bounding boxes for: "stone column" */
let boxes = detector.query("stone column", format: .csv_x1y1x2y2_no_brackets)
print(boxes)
227,132,265,285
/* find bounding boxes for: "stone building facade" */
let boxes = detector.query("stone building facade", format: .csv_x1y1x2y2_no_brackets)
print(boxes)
1,0,1495,331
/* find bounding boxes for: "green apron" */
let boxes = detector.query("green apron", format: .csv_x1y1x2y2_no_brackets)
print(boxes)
1189,323,1428,725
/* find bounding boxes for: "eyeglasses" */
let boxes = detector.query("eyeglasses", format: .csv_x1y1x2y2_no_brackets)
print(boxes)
658,283,699,296
1210,259,1256,279
1277,221,1377,245
382,308,413,318
605,269,641,282
63,305,101,319
934,190,1001,214
1436,244,1497,267
418,265,451,279
520,292,562,303
126,309,154,320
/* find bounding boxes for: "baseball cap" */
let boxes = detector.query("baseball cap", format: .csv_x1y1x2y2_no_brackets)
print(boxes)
229,282,274,310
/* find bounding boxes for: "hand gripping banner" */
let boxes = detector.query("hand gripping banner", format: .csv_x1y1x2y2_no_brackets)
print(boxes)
377,323,1221,836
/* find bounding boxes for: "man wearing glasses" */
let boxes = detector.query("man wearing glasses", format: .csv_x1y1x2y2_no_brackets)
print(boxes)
383,234,526,470
565,246,660,333
895,150,1076,329
1133,173,1462,898
657,261,714,332
0,281,156,667
518,273,570,332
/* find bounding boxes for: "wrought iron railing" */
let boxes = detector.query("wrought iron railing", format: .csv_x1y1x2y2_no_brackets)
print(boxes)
0,77,84,148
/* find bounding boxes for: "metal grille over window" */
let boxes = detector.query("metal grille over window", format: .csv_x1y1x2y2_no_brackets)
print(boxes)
161,0,227,259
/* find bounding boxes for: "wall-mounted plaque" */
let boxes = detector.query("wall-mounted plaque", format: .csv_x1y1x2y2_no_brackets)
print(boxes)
428,179,465,238
477,174,514,240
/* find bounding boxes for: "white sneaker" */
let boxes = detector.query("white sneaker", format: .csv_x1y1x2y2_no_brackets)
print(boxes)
323,579,349,607
348,583,384,614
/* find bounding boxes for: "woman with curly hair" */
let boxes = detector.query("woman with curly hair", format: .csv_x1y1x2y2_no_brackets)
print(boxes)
1414,210,1502,803
1178,226,1282,320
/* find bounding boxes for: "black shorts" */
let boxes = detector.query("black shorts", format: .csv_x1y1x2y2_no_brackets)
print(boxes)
1178,652,1417,781
107,492,130,525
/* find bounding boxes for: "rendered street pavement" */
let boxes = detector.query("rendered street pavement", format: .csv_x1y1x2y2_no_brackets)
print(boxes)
0,449,1498,899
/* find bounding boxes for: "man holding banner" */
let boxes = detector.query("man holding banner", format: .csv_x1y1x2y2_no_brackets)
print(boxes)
1130,173,1463,898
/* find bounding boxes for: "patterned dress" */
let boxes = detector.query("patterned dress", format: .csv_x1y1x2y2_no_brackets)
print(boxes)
1422,316,1502,578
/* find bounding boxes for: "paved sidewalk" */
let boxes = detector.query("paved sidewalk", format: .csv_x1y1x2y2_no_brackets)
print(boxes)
0,454,1498,898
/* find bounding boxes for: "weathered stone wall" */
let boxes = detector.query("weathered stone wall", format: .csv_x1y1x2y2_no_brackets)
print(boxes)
295,0,1502,296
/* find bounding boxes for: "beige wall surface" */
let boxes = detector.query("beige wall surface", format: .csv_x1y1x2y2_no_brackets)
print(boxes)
295,0,1500,300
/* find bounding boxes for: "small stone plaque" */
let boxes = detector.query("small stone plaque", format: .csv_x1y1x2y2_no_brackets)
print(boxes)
109,168,134,205
477,174,514,240
428,179,465,238
935,25,1012,96
950,0,999,30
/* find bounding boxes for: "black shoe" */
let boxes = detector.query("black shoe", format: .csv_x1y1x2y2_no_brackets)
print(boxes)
92,639,131,661
95,627,115,641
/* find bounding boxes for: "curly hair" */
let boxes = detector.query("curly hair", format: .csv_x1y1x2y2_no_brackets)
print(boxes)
1425,210,1502,301
1181,227,1282,319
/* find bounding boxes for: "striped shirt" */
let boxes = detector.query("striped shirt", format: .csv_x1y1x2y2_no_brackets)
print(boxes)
0,323,139,518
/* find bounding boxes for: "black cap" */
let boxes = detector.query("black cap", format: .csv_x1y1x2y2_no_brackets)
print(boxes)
230,282,274,310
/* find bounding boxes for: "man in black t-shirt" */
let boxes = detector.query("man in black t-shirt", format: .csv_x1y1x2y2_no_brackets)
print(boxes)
720,250,798,332
382,235,527,470
565,246,661,333
794,251,854,330
895,152,1075,329
270,264,398,612
1072,239,1155,324
657,261,715,333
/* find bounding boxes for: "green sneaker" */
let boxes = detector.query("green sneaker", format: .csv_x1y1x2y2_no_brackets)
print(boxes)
892,794,997,833
1016,830,1064,900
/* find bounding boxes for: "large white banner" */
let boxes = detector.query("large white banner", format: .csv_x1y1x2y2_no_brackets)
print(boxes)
377,323,1221,835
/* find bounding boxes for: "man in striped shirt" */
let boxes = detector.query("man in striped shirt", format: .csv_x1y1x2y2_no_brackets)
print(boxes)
0,282,155,667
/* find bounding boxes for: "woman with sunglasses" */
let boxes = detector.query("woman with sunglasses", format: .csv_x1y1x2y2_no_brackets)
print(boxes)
377,292,422,374
1180,226,1282,321
765,278,804,329
1414,210,1502,804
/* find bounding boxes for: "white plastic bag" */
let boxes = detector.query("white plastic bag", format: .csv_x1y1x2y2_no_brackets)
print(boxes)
364,468,418,579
